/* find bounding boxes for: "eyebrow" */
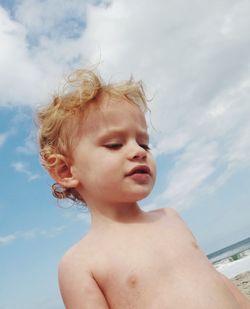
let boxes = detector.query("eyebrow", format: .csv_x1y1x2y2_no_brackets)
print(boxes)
97,129,149,142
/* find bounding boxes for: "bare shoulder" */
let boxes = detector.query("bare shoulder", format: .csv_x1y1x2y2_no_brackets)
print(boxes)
162,207,191,225
58,238,89,278
58,237,109,308
150,206,183,220
159,207,198,241
162,206,181,217
147,207,192,232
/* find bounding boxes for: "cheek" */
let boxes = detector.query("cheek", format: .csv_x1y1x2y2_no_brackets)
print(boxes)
153,161,157,178
148,159,157,189
84,156,120,180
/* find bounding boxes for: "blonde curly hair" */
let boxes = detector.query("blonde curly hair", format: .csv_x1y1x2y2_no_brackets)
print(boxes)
37,68,149,205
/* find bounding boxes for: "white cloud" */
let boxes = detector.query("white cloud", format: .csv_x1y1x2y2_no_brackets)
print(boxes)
0,234,16,245
0,226,66,246
0,132,8,147
16,129,37,154
39,226,66,238
14,0,88,38
157,142,218,210
11,161,40,180
1,0,250,210
226,123,250,165
61,206,91,225
0,5,81,106
0,7,42,105
0,129,15,147
142,202,158,212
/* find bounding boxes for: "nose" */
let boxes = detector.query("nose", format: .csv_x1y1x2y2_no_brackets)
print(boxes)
129,143,147,161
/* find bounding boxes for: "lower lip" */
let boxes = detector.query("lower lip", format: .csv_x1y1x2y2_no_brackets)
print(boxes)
128,173,150,183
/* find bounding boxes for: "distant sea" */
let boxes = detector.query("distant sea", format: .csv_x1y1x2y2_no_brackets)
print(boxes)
208,237,250,268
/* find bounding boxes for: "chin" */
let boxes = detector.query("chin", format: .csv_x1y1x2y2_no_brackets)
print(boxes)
126,191,152,203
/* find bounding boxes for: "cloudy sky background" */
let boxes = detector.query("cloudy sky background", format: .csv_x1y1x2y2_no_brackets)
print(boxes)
1,0,250,308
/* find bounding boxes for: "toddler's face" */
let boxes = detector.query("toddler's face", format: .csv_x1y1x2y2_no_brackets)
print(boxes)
69,97,156,206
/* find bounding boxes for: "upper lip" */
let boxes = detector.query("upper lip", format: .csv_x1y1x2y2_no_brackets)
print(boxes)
126,165,151,176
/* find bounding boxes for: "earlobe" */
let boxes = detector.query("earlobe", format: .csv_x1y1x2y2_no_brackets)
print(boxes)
48,154,79,188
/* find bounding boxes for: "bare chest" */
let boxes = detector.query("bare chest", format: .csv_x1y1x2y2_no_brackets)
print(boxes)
89,222,239,309
92,224,207,307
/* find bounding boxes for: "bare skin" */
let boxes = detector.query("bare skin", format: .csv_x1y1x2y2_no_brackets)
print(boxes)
59,207,250,309
55,97,250,308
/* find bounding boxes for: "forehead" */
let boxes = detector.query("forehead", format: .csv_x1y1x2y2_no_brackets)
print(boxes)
80,96,148,136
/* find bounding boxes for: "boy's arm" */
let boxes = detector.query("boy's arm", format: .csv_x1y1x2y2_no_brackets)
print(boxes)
165,208,250,307
219,273,250,308
58,260,110,309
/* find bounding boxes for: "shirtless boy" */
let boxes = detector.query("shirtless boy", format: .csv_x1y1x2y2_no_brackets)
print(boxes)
38,69,250,308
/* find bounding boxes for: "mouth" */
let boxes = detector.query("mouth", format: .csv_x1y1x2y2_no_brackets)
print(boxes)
126,165,151,176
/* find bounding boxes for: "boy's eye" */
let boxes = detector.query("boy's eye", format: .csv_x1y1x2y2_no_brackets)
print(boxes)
104,144,122,150
140,144,151,151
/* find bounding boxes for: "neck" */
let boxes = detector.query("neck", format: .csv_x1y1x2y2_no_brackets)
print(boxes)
88,201,144,229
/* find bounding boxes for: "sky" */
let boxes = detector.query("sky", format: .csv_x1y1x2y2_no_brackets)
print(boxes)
0,0,250,308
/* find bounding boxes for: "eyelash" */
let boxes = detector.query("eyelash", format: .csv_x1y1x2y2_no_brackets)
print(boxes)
141,144,151,151
104,144,151,151
105,144,122,149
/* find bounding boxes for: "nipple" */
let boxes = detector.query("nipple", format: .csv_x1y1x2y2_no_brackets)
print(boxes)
127,274,137,287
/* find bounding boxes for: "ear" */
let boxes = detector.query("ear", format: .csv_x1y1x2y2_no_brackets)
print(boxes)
48,154,79,188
